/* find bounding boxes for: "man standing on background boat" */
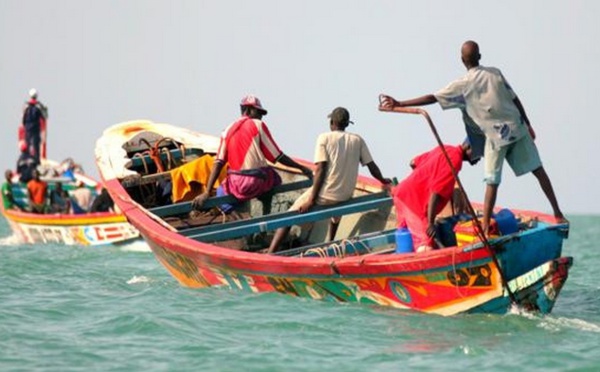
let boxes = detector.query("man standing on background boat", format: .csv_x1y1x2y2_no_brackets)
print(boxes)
192,95,313,214
21,88,48,165
394,140,477,252
379,40,567,234
267,107,391,254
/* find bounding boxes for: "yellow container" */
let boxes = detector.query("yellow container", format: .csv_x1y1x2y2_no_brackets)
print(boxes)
454,219,499,247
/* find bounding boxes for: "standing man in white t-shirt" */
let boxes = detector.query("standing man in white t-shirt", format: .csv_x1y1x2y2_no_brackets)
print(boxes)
379,40,567,234
267,107,391,254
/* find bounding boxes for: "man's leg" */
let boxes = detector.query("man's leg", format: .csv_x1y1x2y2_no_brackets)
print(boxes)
327,217,341,241
267,226,291,254
532,167,567,222
483,183,499,236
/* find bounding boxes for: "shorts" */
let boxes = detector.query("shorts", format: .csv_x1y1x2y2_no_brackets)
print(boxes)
483,133,542,185
290,189,343,224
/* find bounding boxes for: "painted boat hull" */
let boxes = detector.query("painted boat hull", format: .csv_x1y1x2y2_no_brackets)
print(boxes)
96,120,572,315
1,159,141,246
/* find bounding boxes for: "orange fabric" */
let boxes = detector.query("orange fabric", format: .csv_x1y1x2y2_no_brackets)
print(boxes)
170,155,228,202
27,179,47,204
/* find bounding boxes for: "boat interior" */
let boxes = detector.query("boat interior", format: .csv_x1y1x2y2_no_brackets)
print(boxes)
117,133,543,258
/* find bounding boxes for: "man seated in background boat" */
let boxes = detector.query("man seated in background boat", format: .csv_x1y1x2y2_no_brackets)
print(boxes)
16,142,37,184
2,170,23,211
90,188,114,213
70,181,92,214
393,140,478,253
379,40,567,234
48,182,71,214
267,107,391,254
27,169,48,214
192,95,313,215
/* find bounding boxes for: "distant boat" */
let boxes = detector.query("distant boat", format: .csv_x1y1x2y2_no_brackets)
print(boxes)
95,120,572,316
1,158,141,246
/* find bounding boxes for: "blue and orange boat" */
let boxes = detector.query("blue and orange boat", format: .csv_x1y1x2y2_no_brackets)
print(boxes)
94,116,571,316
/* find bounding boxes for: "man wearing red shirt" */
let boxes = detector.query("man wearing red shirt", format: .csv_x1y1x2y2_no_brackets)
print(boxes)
393,141,477,252
27,169,48,214
193,95,312,213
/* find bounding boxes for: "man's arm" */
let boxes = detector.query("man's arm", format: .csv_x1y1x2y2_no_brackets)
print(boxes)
277,154,313,179
513,96,536,140
191,160,225,210
426,193,443,237
366,162,391,185
380,94,438,109
298,161,326,213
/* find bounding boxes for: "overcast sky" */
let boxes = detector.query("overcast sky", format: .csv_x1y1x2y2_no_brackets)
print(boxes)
1,1,598,215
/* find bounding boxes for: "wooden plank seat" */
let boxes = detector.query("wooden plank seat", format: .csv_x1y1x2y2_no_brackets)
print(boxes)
149,178,313,218
128,148,205,169
274,228,396,257
188,192,392,242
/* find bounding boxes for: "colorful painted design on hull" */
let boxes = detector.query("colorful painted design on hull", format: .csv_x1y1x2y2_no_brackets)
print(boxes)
95,120,572,316
6,219,139,246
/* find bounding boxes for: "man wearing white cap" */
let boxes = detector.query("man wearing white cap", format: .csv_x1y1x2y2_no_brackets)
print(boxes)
21,88,48,165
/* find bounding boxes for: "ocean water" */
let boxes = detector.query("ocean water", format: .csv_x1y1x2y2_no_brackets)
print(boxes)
1,216,599,372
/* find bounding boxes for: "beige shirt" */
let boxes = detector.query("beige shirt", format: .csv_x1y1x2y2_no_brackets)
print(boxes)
71,187,92,212
314,131,373,202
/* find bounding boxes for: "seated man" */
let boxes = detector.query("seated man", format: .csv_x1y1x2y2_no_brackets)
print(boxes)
192,95,313,215
70,181,92,214
90,188,114,213
393,140,478,253
267,107,391,254
2,170,23,211
49,182,71,214
27,169,48,213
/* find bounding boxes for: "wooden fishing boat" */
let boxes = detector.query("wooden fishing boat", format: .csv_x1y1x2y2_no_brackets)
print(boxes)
1,159,140,246
95,118,572,316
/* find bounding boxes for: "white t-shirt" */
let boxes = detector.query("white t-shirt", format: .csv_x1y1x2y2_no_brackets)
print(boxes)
434,66,527,149
314,131,373,202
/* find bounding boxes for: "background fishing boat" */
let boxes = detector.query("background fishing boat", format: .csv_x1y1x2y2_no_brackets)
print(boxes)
95,119,572,316
1,158,140,246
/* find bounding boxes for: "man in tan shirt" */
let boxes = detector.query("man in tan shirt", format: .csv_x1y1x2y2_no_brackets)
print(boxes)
267,107,390,254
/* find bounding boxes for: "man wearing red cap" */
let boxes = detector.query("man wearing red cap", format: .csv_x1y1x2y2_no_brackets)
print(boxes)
192,95,313,213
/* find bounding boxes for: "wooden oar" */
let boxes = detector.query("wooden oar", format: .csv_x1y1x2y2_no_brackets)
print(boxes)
378,101,519,306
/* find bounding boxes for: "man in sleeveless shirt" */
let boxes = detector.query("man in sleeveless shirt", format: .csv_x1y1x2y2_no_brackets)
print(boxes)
192,95,313,214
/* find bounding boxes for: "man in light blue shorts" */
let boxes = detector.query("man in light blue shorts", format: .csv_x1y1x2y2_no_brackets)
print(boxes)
380,40,567,234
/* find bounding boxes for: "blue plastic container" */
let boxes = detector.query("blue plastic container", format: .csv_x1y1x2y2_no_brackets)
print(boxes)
494,208,519,235
395,227,414,253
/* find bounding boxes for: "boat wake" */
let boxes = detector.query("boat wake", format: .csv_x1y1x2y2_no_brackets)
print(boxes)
0,233,23,246
509,306,600,333
127,275,151,284
118,240,150,252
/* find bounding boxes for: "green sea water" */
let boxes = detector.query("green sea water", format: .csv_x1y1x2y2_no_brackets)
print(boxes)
1,215,599,371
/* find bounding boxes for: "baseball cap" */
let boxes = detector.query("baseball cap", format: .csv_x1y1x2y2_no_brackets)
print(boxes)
240,95,267,115
327,107,354,125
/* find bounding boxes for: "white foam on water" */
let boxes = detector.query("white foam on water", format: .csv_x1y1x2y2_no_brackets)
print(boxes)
118,240,150,252
127,275,150,284
539,316,600,333
0,233,24,246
